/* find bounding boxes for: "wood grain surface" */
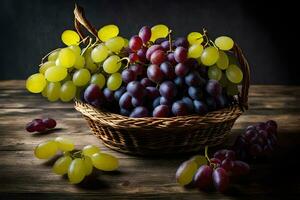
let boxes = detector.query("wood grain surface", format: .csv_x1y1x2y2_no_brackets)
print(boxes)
0,80,299,200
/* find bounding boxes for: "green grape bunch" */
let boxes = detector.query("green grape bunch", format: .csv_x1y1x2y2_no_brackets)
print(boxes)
34,137,119,184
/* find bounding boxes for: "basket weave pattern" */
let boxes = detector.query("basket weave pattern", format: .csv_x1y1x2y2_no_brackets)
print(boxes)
75,43,250,155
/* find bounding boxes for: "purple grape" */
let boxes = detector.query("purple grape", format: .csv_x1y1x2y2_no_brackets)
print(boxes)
232,161,250,176
160,96,172,106
213,149,228,161
212,167,229,193
193,100,208,115
206,80,222,97
188,86,202,100
122,69,136,84
120,108,131,116
147,64,164,83
139,26,151,43
182,97,194,113
174,37,189,49
26,121,36,132
153,105,170,117
114,86,126,101
136,47,147,63
150,50,166,65
103,88,115,102
153,96,161,108
193,165,213,190
221,158,234,172
129,53,139,63
84,84,105,107
42,118,56,129
167,52,177,66
243,129,257,142
215,94,228,109
174,47,187,63
184,58,199,69
185,71,204,86
154,38,168,44
160,62,176,79
159,81,177,100
131,97,143,107
141,78,155,87
145,86,160,100
161,40,171,51
256,122,267,131
175,63,189,77
210,158,221,166
172,101,188,116
33,121,46,133
258,129,269,139
266,120,278,129
174,77,185,88
130,64,144,76
146,45,163,60
119,92,132,109
129,35,143,51
225,150,236,160
246,125,256,132
130,106,149,118
126,81,145,99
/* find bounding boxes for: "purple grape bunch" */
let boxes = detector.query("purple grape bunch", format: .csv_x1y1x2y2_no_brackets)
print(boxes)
83,26,235,118
233,120,278,160
26,118,56,133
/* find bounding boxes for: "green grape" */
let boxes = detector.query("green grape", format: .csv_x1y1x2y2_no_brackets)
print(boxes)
26,73,47,93
60,81,76,102
34,140,58,159
39,61,55,74
219,72,229,87
68,45,81,55
58,48,76,68
82,145,101,157
187,32,204,45
48,50,60,61
107,73,122,91
68,158,86,184
208,65,222,81
74,54,85,69
91,153,119,171
45,66,67,82
105,36,125,53
84,49,98,72
83,156,93,176
61,30,80,46
226,64,243,83
41,82,48,97
55,137,75,151
175,160,198,186
227,83,239,96
150,24,169,42
90,73,106,89
103,55,121,74
98,24,119,42
91,44,109,63
216,51,229,70
47,82,61,102
189,155,208,168
215,36,234,51
188,44,203,58
72,69,91,86
123,38,129,47
53,155,72,175
200,46,219,66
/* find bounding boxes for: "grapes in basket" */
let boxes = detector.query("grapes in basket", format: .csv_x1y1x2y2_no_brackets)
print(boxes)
26,23,244,117
34,137,119,184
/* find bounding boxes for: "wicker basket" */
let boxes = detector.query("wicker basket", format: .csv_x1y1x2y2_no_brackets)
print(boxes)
72,4,250,155
74,44,250,155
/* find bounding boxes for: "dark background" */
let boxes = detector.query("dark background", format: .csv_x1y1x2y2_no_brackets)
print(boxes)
0,0,298,84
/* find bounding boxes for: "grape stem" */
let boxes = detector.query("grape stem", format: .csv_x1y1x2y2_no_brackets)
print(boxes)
119,57,130,68
204,145,210,163
39,48,62,66
202,28,210,47
71,150,83,158
167,29,173,53
81,37,93,56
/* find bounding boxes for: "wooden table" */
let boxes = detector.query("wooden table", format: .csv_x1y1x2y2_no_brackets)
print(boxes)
0,80,299,200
